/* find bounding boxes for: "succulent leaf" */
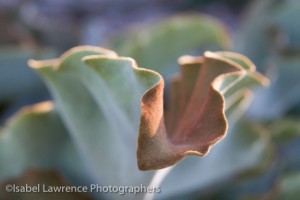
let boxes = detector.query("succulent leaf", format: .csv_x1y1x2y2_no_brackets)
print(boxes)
28,46,161,188
239,0,300,119
0,46,268,200
0,101,87,184
137,51,269,170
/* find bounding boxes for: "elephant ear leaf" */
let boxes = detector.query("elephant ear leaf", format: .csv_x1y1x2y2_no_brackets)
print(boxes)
137,51,269,170
28,46,162,187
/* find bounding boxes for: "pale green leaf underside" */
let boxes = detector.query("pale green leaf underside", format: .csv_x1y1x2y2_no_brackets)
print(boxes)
0,46,163,200
29,46,162,187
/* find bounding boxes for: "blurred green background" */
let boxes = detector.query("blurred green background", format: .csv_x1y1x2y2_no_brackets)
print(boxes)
1,0,300,199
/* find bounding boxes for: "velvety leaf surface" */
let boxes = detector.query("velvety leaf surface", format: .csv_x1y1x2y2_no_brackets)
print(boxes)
137,51,269,170
1,46,165,200
29,46,163,194
110,14,231,77
0,46,268,200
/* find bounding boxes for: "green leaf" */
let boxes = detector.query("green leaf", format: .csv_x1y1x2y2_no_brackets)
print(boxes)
239,0,300,119
268,118,300,144
0,46,268,200
110,14,231,77
0,102,87,185
29,46,161,190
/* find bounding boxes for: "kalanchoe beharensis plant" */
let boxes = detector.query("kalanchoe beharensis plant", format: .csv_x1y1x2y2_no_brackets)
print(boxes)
0,45,268,199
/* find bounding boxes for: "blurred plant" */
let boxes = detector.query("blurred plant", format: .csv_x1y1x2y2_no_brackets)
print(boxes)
226,1,300,197
108,14,231,77
157,118,273,200
0,47,56,123
238,0,300,120
0,44,267,200
196,117,300,200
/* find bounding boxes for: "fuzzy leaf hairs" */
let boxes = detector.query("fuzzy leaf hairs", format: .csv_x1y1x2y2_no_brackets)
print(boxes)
137,51,269,170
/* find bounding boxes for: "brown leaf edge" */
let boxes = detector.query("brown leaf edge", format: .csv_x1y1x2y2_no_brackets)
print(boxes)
137,51,269,171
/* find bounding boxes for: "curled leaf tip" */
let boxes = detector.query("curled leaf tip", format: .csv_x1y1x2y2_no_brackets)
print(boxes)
137,51,269,170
